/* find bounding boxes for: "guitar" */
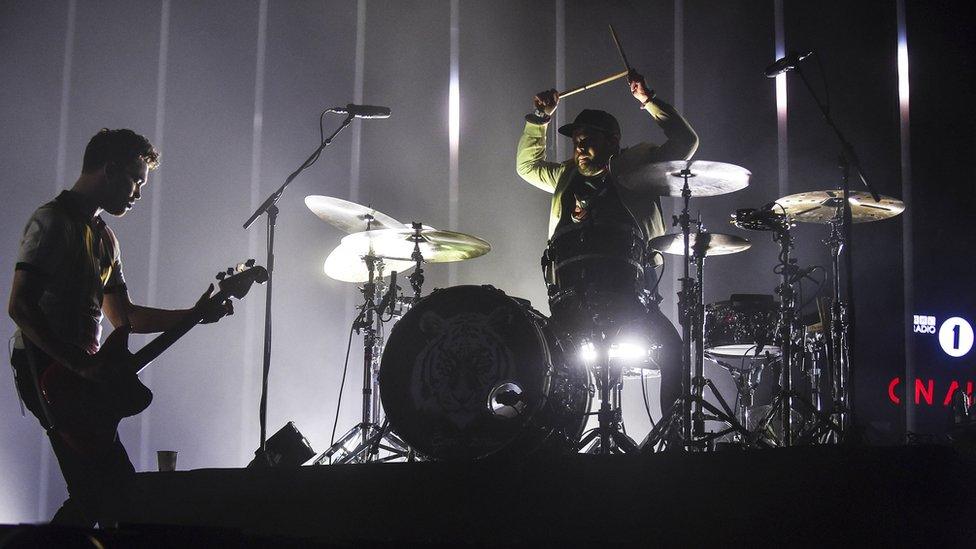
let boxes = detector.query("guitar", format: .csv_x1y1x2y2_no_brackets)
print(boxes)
34,261,267,451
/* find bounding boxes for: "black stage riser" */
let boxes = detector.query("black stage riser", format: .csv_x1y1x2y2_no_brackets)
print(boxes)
116,445,975,546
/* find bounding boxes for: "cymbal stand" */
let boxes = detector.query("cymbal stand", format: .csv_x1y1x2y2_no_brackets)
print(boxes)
408,222,425,302
641,171,759,452
754,224,842,446
575,337,639,454
313,255,410,464
825,214,851,438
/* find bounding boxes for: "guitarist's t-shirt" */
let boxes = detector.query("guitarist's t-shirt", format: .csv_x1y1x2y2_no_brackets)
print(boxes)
14,191,125,354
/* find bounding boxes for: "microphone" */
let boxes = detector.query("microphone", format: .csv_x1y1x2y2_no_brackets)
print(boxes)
329,104,391,119
764,51,814,78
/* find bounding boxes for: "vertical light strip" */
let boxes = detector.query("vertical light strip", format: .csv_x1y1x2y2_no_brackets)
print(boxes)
241,0,269,462
774,0,788,198
349,0,366,204
448,0,460,285
39,0,78,519
347,0,367,326
554,0,566,161
138,0,171,471
896,0,914,435
667,0,684,325
673,0,684,112
53,0,76,191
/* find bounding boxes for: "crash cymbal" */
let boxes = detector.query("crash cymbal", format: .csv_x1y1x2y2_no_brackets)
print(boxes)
650,232,752,256
774,190,905,223
612,160,751,197
323,243,415,283
340,228,491,263
304,195,403,233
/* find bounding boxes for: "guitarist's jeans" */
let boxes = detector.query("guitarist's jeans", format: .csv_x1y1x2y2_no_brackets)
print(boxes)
12,348,136,527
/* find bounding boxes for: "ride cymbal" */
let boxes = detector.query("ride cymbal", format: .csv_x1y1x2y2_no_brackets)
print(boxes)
304,195,403,233
774,190,905,223
612,160,751,197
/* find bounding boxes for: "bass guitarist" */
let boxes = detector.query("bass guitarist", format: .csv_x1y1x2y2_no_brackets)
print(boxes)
7,128,232,527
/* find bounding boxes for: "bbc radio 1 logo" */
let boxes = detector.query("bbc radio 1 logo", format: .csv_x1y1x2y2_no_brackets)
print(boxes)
914,313,974,358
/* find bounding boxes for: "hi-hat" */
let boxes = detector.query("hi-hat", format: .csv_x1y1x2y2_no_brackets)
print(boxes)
340,228,491,263
612,160,751,197
305,195,403,233
323,243,415,283
774,190,905,223
650,232,752,256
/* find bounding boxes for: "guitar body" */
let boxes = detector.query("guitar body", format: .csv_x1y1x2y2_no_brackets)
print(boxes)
38,325,154,435
25,263,265,457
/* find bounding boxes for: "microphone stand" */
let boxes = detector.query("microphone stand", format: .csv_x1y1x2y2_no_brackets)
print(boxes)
243,113,355,465
792,65,880,443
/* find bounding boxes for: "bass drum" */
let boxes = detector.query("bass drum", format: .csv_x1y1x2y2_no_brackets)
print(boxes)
380,285,590,461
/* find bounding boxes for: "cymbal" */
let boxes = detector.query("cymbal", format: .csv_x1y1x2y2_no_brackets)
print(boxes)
304,195,403,233
774,190,905,223
340,228,491,263
612,160,751,197
650,232,752,256
323,243,415,283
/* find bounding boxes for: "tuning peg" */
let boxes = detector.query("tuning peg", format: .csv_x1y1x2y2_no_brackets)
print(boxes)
216,272,227,280
245,259,256,267
226,267,235,276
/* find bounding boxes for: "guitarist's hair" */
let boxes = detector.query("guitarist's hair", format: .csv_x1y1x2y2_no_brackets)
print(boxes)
82,128,160,174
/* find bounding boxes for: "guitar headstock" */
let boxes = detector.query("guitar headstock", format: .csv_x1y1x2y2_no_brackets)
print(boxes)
215,259,269,300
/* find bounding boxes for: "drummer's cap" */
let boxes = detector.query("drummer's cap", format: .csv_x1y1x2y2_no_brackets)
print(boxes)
558,109,621,138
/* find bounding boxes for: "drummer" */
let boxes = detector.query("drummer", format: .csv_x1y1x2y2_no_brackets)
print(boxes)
514,68,698,411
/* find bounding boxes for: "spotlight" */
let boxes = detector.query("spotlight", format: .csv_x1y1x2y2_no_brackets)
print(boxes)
608,341,649,362
579,341,599,362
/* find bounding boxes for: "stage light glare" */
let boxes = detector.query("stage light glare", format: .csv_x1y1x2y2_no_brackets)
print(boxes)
579,342,598,362
609,341,648,362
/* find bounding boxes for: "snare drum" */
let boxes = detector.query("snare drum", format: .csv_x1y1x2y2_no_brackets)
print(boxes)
379,285,590,460
704,294,781,363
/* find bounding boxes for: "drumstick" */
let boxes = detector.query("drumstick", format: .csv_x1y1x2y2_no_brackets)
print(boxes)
558,70,630,99
609,24,631,72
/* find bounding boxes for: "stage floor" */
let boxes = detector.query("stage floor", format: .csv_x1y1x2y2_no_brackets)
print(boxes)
108,444,976,546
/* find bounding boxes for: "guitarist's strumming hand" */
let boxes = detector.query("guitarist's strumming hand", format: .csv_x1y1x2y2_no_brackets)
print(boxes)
195,283,234,324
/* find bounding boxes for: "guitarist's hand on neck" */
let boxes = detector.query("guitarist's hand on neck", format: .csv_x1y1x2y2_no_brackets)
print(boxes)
194,283,234,324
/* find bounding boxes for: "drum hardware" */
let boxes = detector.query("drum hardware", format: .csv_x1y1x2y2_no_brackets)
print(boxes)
773,189,905,443
314,254,413,464
573,337,642,455
639,163,760,453
408,222,426,303
747,217,843,447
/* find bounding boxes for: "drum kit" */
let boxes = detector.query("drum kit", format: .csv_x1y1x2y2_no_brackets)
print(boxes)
301,156,904,463
291,24,904,462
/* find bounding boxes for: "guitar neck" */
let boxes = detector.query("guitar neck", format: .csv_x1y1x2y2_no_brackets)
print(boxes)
131,307,207,375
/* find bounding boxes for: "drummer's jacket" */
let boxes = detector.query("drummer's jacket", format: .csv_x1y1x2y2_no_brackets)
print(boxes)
515,96,699,266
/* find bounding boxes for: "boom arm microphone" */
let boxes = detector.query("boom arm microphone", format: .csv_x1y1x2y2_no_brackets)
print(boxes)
329,104,391,119
764,51,814,78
